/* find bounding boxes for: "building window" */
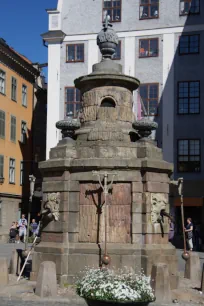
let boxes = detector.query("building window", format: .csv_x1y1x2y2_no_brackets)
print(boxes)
139,83,159,116
139,38,159,57
65,87,81,118
140,0,159,19
178,139,200,172
103,0,121,22
179,35,199,55
180,0,200,15
0,155,4,179
22,85,27,107
9,158,15,184
20,161,24,186
21,121,27,144
113,41,121,60
0,70,6,95
11,77,17,101
0,110,5,139
66,44,84,62
178,81,200,114
10,116,16,142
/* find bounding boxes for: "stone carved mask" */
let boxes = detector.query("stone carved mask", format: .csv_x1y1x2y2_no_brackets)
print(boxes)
42,192,60,221
151,193,167,224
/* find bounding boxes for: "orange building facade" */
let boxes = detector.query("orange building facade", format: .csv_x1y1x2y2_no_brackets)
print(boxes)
0,39,39,241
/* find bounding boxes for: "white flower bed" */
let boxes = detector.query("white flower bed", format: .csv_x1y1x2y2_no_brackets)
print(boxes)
76,268,155,303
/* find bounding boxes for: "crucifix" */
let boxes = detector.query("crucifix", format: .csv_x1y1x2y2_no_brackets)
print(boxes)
92,171,117,266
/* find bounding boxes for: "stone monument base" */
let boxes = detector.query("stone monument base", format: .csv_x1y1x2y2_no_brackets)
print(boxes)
31,242,178,286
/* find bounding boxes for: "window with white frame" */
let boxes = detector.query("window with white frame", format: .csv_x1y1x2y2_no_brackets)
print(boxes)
0,111,5,139
9,158,15,184
0,70,6,95
22,85,27,107
10,116,16,142
21,121,27,144
11,77,17,101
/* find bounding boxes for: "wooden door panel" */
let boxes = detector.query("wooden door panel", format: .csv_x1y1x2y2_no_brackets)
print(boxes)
79,183,131,243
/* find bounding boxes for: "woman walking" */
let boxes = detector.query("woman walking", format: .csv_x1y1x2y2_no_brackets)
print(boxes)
185,218,193,251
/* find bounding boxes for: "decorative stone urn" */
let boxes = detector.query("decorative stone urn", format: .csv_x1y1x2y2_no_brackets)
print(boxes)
31,17,178,287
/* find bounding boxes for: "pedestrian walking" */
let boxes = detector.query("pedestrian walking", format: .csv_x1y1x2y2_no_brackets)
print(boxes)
184,217,193,251
30,219,38,237
18,214,27,243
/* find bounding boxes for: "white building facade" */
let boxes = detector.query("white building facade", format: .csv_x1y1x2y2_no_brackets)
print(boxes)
42,0,204,226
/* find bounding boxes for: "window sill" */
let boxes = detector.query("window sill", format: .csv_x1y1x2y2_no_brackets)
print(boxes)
66,60,84,63
0,136,5,140
22,104,27,108
139,55,159,58
139,16,159,20
179,52,199,56
177,112,200,115
179,12,200,16
0,92,6,96
10,140,16,144
11,98,17,103
9,182,15,185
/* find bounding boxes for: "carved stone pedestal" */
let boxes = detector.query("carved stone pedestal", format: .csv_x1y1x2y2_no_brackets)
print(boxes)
31,20,178,285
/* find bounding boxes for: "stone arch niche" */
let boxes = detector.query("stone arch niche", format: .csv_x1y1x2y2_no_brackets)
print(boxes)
97,96,117,121
100,97,116,108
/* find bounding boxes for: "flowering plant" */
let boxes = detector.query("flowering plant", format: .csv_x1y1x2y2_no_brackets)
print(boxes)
76,268,155,303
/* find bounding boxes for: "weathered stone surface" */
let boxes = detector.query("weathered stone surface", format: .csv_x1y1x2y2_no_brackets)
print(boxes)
143,172,170,183
0,258,8,285
141,160,173,173
137,146,162,160
185,252,201,282
144,182,169,193
132,182,143,193
9,249,21,275
68,212,79,233
150,263,172,303
170,273,180,290
69,192,80,212
35,261,57,298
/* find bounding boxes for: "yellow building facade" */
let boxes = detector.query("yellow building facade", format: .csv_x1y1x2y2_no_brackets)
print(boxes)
0,39,39,240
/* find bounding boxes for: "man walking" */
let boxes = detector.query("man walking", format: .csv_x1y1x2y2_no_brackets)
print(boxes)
18,214,27,243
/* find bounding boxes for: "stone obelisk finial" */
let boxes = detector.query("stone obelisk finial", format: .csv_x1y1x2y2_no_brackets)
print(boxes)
97,14,119,59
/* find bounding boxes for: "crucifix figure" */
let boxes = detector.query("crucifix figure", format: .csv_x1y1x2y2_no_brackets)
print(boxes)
92,171,117,266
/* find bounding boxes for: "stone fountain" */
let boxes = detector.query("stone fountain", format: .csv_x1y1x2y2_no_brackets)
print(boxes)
31,17,178,286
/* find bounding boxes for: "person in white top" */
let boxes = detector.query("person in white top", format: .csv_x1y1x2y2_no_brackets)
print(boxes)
18,214,27,242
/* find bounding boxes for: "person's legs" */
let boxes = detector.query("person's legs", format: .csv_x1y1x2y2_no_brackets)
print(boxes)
188,238,193,251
